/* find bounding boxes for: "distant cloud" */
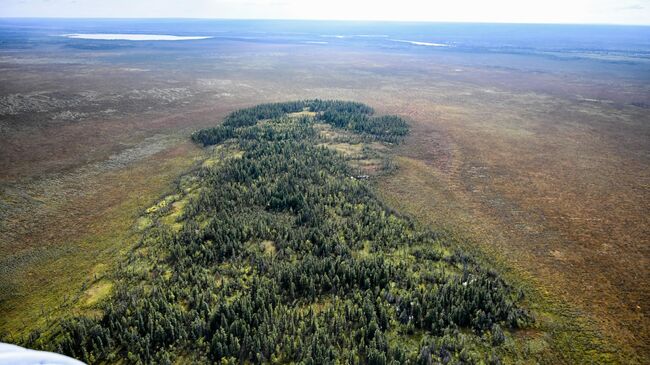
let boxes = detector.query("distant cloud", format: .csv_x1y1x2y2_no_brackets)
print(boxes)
1,0,650,25
618,4,645,11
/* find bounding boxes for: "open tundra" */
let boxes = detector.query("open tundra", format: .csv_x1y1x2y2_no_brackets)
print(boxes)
0,19,648,364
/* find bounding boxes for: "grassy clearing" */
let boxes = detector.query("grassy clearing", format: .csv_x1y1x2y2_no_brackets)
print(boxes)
83,280,114,308
260,240,277,256
287,110,317,118
313,122,394,178
318,142,364,157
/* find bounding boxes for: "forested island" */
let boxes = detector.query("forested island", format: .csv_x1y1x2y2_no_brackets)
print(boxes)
20,100,531,364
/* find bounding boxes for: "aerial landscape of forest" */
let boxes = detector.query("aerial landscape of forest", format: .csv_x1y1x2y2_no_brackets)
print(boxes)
0,2,649,364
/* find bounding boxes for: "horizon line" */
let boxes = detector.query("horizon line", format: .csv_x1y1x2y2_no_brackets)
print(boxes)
1,16,649,27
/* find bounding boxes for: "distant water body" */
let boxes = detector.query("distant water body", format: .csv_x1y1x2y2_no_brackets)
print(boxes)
391,39,448,47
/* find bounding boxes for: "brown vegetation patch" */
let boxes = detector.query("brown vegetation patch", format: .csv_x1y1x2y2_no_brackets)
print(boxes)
378,95,649,362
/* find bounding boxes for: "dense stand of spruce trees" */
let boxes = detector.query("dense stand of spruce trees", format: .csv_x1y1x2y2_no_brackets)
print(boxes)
22,100,530,364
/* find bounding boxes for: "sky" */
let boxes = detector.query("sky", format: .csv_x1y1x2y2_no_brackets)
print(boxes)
1,0,649,25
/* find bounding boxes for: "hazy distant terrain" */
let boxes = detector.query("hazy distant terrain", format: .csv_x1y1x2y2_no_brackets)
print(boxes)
0,19,648,363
